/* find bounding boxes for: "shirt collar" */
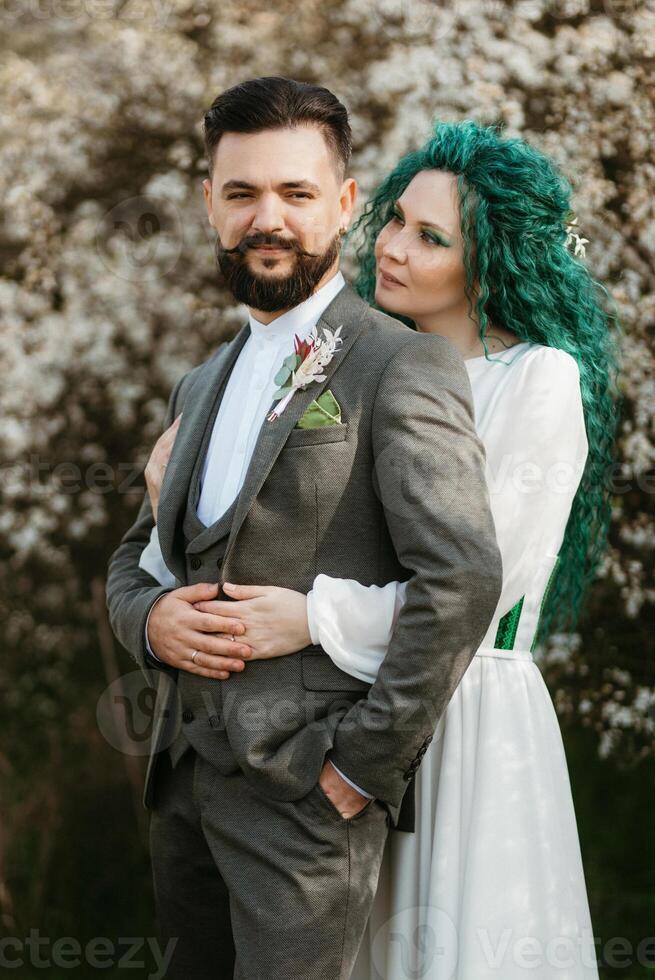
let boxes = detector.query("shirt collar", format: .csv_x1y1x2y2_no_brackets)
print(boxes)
247,271,346,349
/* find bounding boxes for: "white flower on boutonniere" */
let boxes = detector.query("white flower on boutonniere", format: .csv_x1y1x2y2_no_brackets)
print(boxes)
266,324,343,421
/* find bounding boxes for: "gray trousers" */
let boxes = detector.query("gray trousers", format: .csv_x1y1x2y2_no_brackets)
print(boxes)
148,745,390,979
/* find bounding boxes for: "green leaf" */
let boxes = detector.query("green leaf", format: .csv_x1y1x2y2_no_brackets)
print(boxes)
274,365,292,386
271,386,293,402
283,353,301,372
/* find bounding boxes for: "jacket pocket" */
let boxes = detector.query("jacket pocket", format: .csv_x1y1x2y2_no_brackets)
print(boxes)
284,422,349,448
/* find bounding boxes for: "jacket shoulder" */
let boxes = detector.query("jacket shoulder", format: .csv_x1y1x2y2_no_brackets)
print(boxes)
360,306,467,378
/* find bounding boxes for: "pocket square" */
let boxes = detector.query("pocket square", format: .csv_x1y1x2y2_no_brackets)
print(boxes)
295,389,342,429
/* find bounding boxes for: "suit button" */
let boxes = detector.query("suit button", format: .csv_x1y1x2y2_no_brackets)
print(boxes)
190,557,202,570
182,708,194,723
208,714,221,729
425,734,433,745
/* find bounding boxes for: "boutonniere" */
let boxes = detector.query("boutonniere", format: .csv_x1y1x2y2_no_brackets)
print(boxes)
266,323,343,421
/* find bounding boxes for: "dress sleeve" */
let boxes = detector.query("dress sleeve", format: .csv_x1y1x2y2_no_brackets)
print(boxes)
138,523,177,588
307,346,588,679
307,577,407,684
480,346,588,619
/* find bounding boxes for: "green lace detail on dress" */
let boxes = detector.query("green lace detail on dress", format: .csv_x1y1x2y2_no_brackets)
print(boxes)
494,596,524,650
530,556,560,652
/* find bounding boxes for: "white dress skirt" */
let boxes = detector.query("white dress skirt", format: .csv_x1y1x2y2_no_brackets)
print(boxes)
338,647,600,979
139,341,600,979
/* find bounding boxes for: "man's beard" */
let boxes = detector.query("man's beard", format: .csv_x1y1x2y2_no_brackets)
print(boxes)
215,230,342,313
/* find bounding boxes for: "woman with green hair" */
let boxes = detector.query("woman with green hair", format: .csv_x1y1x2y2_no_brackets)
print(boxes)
142,120,619,977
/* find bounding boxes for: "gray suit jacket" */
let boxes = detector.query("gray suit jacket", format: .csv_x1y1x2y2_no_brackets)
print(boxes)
106,282,503,829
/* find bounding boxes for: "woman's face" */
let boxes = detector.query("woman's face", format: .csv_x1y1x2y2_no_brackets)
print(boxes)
374,170,469,327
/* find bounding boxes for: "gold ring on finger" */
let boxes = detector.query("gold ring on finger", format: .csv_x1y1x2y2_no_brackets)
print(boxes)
191,649,200,663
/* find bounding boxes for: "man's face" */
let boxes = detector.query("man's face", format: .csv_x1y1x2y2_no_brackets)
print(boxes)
202,125,356,317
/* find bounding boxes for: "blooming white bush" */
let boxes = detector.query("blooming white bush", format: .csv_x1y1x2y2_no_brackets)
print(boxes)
1,0,653,756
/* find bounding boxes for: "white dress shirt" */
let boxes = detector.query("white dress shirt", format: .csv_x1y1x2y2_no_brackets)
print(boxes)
196,270,346,526
140,269,373,799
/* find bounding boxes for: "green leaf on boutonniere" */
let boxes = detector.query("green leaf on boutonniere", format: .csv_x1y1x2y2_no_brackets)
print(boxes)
295,389,342,428
272,385,293,401
286,353,302,370
274,353,301,387
273,366,291,387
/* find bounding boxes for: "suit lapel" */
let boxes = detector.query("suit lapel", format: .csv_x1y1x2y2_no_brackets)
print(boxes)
222,283,370,569
157,321,250,582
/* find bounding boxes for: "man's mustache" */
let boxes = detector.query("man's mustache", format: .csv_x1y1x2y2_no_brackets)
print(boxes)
219,233,322,258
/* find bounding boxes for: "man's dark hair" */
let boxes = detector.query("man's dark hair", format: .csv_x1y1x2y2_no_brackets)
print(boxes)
203,76,352,180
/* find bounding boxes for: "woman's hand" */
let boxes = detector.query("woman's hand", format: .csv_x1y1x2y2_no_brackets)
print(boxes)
144,412,182,520
192,582,311,672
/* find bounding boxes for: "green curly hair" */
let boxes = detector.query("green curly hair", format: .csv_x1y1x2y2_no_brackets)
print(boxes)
348,119,622,646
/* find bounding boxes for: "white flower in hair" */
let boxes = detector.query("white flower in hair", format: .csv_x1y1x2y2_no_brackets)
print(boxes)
564,213,589,258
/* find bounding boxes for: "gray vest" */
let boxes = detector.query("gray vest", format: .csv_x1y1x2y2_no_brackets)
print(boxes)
167,367,242,771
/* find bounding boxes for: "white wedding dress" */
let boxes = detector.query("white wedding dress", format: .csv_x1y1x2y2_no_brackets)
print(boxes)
139,341,600,980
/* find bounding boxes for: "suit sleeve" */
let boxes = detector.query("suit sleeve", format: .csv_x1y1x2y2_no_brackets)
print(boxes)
105,372,187,677
144,594,169,661
328,334,503,806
